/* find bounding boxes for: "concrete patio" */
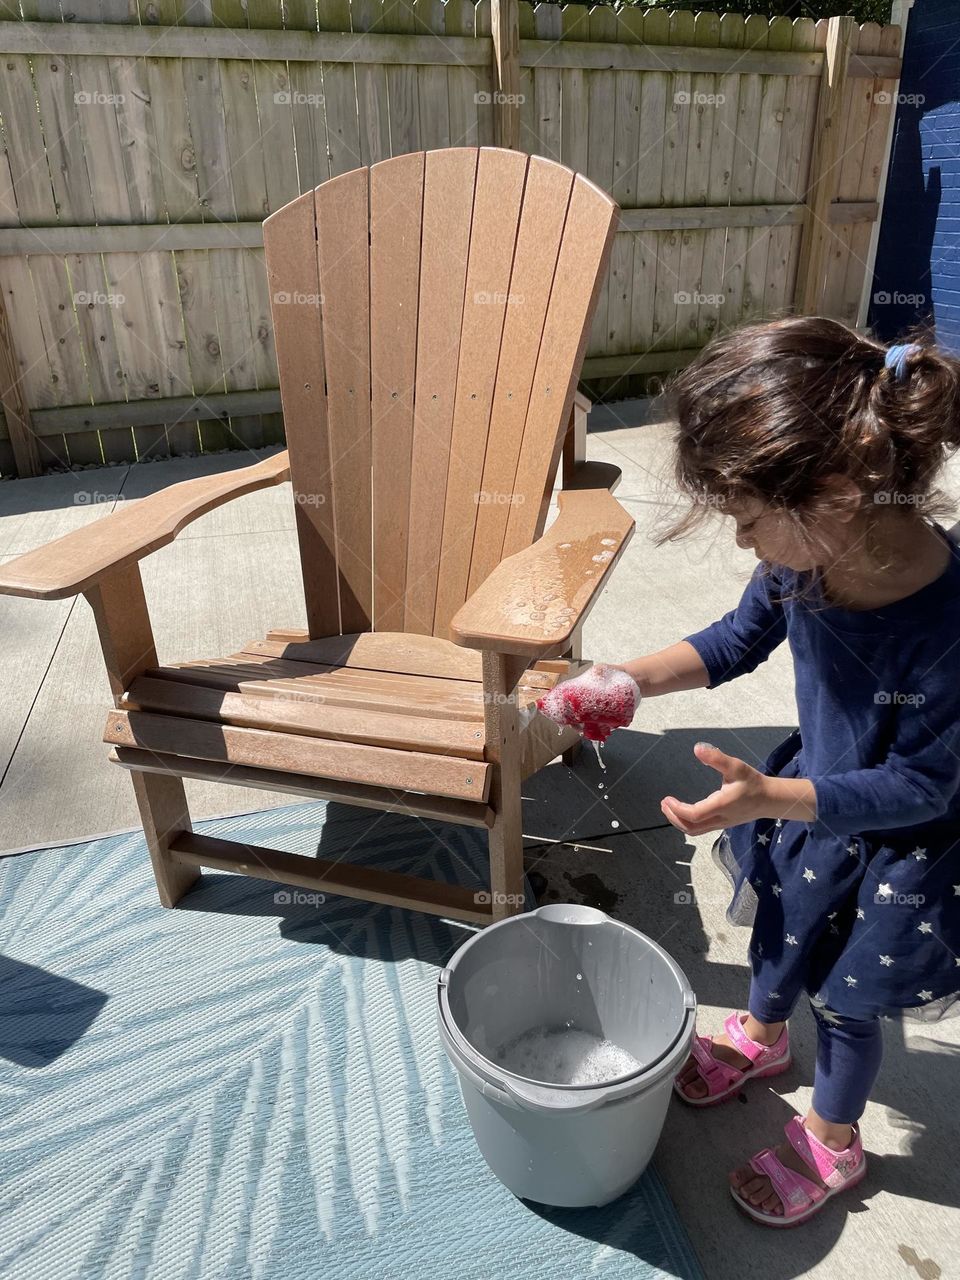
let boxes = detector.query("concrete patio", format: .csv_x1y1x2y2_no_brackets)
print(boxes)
1,408,957,1280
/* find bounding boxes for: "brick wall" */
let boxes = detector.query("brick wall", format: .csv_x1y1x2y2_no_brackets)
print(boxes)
869,0,960,352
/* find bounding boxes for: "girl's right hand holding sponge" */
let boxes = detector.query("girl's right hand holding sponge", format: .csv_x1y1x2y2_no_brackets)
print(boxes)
535,662,641,743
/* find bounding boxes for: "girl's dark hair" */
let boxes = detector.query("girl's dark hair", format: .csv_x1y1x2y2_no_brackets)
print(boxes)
658,315,960,554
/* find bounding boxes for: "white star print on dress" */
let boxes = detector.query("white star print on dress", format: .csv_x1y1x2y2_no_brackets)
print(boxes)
757,833,770,846
803,868,816,883
911,848,927,861
917,990,933,1001
918,922,933,935
786,934,798,946
879,955,894,966
844,975,858,987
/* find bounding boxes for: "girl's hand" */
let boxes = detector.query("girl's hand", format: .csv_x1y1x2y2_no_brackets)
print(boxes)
661,742,769,835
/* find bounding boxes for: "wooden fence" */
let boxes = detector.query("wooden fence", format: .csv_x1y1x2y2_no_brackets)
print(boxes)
0,1,906,477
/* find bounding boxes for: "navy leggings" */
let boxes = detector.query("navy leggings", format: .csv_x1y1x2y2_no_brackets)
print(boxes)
748,979,884,1124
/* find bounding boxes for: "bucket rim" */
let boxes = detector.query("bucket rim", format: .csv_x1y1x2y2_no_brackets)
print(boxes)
436,903,697,1108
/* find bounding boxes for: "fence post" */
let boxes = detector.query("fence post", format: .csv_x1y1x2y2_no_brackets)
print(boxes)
491,0,520,149
0,286,39,478
795,14,856,314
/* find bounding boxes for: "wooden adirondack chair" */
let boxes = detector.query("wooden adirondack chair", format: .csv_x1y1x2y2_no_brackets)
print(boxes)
0,147,634,925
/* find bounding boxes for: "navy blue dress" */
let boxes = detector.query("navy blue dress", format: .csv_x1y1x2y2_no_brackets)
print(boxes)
683,522,960,1023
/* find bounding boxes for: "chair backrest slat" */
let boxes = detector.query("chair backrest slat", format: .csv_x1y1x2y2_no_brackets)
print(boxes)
263,147,618,643
404,148,479,636
370,152,425,631
465,155,576,601
503,172,621,557
431,147,530,636
315,167,373,634
263,188,340,637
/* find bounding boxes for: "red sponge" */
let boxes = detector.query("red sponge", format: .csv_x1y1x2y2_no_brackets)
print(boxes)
536,663,640,742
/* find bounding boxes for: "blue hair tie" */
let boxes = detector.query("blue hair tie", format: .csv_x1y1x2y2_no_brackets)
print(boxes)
884,342,922,381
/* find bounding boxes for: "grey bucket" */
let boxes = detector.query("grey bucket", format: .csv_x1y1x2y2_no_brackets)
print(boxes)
437,903,696,1208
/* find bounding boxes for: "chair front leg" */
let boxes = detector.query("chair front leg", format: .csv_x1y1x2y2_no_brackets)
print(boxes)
481,650,528,920
86,562,197,907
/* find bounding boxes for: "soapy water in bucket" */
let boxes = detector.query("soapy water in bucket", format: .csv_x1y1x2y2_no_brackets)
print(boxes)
494,1025,643,1086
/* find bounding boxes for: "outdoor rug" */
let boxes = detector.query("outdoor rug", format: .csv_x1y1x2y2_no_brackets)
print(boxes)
0,800,704,1280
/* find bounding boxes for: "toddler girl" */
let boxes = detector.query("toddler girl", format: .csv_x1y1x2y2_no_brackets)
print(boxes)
548,317,960,1226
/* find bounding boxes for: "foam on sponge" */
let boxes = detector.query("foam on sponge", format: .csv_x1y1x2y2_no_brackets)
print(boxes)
536,662,640,742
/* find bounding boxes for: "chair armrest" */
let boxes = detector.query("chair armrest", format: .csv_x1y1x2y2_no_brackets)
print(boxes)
0,449,290,600
449,487,635,659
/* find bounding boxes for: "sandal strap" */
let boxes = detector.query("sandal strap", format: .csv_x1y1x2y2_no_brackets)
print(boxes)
784,1116,863,1190
689,1033,744,1093
750,1148,825,1216
723,1011,786,1065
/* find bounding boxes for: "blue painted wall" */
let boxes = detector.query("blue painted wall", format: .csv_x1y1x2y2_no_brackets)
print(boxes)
869,0,960,353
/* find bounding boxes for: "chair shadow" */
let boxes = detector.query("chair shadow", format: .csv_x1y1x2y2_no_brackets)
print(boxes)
0,955,107,1067
172,720,958,1275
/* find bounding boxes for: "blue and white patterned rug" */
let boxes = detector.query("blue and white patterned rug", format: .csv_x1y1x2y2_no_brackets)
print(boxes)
0,801,703,1280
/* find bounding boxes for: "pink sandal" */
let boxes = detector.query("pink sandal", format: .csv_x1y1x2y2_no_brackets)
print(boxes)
730,1114,867,1227
673,1011,791,1107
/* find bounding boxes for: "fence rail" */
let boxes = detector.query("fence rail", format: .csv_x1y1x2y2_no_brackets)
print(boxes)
0,0,905,477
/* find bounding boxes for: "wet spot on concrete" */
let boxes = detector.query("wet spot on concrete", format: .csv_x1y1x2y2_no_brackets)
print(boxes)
899,1246,942,1280
563,870,622,914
